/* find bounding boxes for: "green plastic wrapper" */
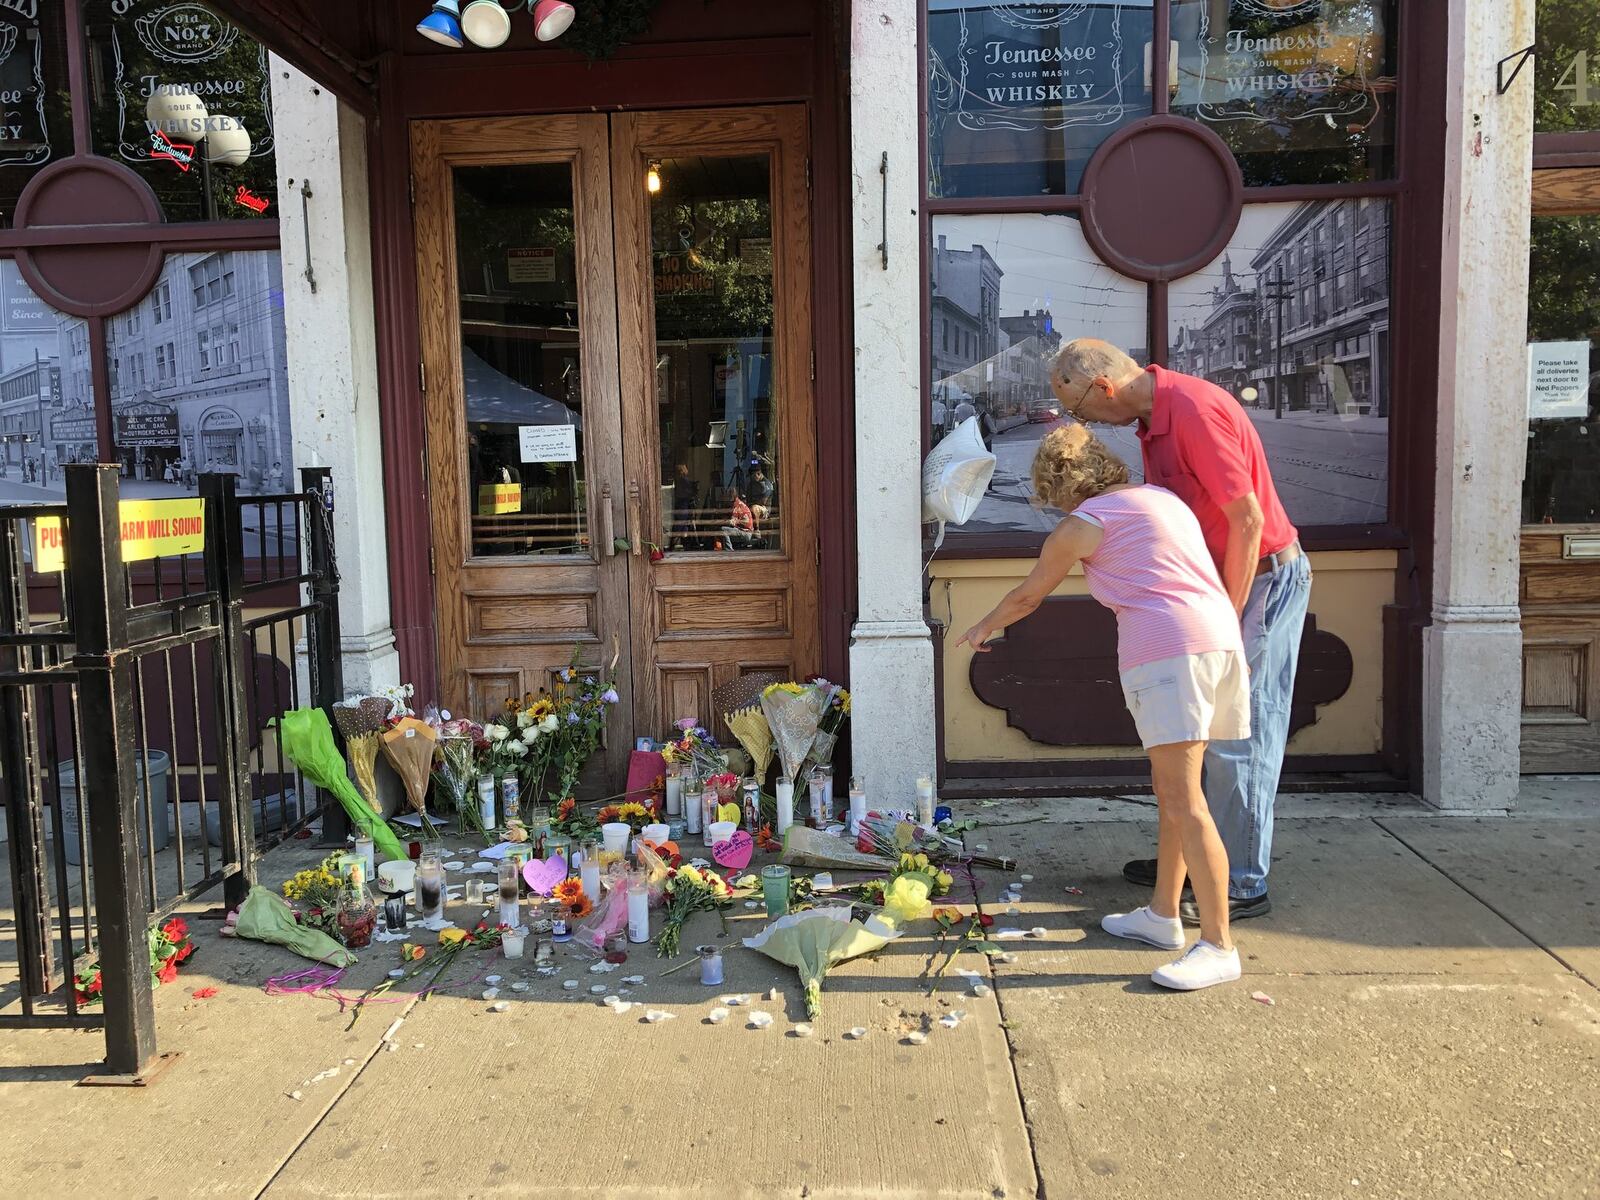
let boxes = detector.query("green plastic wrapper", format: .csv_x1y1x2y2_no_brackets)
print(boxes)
742,906,900,1018
273,707,408,865
234,886,356,967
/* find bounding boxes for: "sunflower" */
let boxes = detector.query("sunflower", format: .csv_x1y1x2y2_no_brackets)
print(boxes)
567,895,593,918
552,877,585,907
557,796,576,821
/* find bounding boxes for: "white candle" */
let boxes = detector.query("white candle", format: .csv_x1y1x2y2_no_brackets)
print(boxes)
775,778,794,835
684,784,702,834
580,857,601,902
664,773,683,816
848,777,867,835
915,775,935,828
498,896,520,928
501,929,526,959
627,885,650,943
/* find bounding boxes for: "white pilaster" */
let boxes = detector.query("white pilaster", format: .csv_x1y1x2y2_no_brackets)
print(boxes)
1422,3,1533,810
847,0,937,806
270,60,400,697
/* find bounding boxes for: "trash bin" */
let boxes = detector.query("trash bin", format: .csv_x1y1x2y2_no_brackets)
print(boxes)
56,751,172,867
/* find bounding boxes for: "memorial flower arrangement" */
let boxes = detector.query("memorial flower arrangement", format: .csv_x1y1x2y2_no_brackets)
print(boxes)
659,718,727,779
281,855,345,936
655,863,733,958
595,800,652,831
552,877,593,919
73,916,196,1007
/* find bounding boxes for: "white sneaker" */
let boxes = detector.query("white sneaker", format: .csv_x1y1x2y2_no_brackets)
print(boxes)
1100,906,1185,951
1151,940,1241,991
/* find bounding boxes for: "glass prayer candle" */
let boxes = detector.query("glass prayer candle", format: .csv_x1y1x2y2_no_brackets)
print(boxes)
774,778,794,835
545,834,572,871
497,860,520,928
915,775,936,828
700,784,718,846
664,765,684,816
761,864,791,917
382,889,407,932
579,841,601,900
741,778,761,830
500,775,521,827
816,764,834,813
848,776,867,835
807,771,827,828
683,781,703,835
626,870,650,943
416,854,445,923
354,835,375,882
698,944,724,986
501,927,526,959
476,775,497,830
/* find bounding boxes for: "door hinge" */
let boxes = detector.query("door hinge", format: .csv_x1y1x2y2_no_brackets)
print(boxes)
809,350,815,381
428,542,436,576
418,360,426,393
408,172,415,208
805,156,812,190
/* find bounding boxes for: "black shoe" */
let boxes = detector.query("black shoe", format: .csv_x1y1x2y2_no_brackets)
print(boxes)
1179,893,1271,925
1122,858,1192,893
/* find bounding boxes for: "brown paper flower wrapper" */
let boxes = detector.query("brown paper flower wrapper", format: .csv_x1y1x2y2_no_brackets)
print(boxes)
381,717,438,814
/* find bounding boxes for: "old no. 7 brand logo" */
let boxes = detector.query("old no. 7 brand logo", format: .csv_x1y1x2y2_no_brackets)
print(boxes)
135,3,239,64
0,1,38,21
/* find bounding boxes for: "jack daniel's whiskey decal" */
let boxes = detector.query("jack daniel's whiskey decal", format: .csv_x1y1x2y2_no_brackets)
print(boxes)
0,2,53,171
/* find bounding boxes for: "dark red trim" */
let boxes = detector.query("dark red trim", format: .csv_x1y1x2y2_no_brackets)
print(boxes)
63,0,90,157
928,524,1412,561
1151,0,1170,118
1242,180,1404,201
926,195,1086,215
88,316,113,459
369,51,440,702
940,755,1403,797
200,0,378,117
0,221,281,249
1533,152,1600,170
1534,131,1600,158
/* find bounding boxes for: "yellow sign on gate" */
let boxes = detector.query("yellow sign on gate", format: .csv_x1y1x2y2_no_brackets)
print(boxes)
33,497,207,573
476,482,522,515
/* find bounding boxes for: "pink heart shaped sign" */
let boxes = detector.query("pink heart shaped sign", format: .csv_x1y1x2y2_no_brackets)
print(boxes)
522,853,567,897
712,830,753,871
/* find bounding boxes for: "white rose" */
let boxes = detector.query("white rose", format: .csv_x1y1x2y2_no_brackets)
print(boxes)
522,726,540,745
539,714,559,734
508,740,528,757
516,711,534,729
486,724,509,742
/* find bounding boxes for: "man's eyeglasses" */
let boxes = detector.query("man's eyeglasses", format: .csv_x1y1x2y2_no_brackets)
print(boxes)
1064,377,1098,420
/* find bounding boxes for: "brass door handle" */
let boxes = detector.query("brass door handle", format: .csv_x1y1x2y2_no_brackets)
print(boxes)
600,483,615,557
627,481,641,556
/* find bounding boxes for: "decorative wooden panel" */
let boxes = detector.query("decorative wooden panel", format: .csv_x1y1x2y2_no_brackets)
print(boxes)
1522,567,1600,606
659,665,715,733
465,670,522,721
466,592,595,644
969,596,1353,747
1521,643,1587,720
658,588,789,636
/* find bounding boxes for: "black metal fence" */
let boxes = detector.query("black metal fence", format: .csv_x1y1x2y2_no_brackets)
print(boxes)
0,464,342,1077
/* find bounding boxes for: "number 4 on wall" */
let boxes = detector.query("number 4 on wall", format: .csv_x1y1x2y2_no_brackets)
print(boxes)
1556,51,1599,106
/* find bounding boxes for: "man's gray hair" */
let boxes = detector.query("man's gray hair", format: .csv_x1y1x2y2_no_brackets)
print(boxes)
1051,338,1140,388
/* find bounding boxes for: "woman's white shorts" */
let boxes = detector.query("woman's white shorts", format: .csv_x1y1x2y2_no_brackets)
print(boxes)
1119,649,1250,750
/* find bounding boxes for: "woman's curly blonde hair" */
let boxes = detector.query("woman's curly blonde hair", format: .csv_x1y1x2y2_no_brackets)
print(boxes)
1031,423,1130,511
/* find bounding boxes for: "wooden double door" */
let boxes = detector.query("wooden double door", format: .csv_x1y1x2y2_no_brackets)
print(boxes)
412,107,819,787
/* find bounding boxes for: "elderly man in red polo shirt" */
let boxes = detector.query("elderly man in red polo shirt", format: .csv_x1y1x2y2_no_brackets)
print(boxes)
1051,338,1310,922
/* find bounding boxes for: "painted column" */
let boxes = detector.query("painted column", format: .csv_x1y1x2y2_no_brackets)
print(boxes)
270,60,400,695
1422,1,1534,810
848,0,937,807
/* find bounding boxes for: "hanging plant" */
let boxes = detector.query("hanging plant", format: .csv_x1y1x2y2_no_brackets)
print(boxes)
561,0,664,60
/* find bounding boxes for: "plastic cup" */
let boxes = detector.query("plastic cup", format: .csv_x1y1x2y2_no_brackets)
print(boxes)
707,820,737,846
601,822,631,855
642,822,670,844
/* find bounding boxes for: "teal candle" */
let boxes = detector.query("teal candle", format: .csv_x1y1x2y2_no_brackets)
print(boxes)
761,864,791,917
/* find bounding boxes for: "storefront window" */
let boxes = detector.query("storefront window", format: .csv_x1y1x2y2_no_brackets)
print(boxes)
0,3,70,228
103,249,291,496
453,163,587,558
0,260,91,499
651,153,780,553
85,0,277,222
927,1,1156,198
928,214,1147,533
1170,0,1397,186
1535,0,1600,134
1525,214,1600,525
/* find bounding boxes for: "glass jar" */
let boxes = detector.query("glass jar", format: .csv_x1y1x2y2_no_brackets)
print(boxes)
761,863,791,917
337,863,377,948
698,944,724,986
416,854,445,923
741,777,761,831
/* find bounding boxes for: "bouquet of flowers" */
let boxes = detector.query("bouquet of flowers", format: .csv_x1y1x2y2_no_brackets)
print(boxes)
804,681,851,774
381,715,439,835
282,855,345,936
659,717,727,780
760,682,829,787
551,795,601,843
855,811,1016,872
595,800,653,832
432,717,485,823
330,695,391,813
504,644,621,805
74,915,196,1006
655,863,733,958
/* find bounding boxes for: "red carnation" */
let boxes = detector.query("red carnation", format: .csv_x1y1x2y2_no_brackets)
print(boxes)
191,987,219,1000
88,973,102,993
156,960,178,985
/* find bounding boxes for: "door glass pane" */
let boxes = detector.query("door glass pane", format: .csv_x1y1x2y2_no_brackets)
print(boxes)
1168,198,1392,527
1526,214,1600,525
0,3,70,228
1536,0,1600,133
1170,0,1397,186
926,1,1156,198
84,0,278,222
453,163,587,557
928,213,1148,535
0,261,87,502
650,154,778,553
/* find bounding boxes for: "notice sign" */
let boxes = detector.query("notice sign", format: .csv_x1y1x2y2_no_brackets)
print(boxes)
33,498,206,574
518,423,577,463
507,247,556,284
1528,341,1591,419
477,482,522,515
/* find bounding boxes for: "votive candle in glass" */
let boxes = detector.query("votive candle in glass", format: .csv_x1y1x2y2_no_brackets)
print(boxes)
476,774,497,830
500,775,521,827
915,774,936,828
807,771,827,828
816,764,834,813
700,783,718,847
698,944,724,986
664,764,684,817
774,778,794,835
416,854,445,923
848,776,867,835
741,777,761,830
761,863,791,917
683,778,703,835
501,927,526,959
579,840,601,900
497,859,520,929
626,870,650,943
354,835,375,881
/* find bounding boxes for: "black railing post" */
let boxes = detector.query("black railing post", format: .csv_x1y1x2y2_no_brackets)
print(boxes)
301,467,348,845
65,464,156,1077
0,520,53,997
201,472,255,909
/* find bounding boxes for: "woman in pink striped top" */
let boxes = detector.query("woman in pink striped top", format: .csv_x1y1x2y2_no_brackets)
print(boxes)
956,424,1248,991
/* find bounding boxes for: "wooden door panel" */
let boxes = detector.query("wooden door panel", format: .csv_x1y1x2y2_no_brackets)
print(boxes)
1519,526,1600,773
412,115,634,788
611,106,820,740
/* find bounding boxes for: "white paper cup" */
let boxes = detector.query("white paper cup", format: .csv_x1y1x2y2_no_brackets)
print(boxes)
707,820,737,845
642,823,670,844
601,822,631,854
377,859,415,894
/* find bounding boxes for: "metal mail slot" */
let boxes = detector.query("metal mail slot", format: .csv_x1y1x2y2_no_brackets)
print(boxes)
1562,535,1600,559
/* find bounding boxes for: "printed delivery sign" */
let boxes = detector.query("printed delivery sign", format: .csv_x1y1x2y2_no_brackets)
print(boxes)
33,497,206,573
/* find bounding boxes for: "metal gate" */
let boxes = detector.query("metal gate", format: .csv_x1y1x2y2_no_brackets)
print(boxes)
0,464,342,1078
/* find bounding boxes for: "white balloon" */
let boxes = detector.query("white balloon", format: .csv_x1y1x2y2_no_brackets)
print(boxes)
205,116,252,166
145,89,209,139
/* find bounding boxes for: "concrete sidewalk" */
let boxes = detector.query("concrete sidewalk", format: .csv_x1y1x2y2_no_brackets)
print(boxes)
2,784,1598,1198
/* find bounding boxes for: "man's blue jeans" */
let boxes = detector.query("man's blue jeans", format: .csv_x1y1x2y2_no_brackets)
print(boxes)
1203,551,1311,900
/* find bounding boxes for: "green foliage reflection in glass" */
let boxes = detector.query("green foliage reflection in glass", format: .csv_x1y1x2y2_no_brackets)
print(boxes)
1535,0,1600,134
1525,215,1600,525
